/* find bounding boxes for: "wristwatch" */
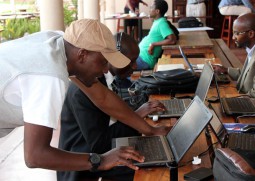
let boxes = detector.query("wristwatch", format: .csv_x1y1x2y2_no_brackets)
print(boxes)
88,153,101,172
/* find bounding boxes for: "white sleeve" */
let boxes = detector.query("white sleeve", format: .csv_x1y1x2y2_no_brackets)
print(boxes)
19,75,66,129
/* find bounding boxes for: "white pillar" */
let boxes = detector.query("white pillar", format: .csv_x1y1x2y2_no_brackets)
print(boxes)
83,0,99,19
99,0,106,23
78,0,84,20
10,0,16,13
40,0,65,31
105,0,116,34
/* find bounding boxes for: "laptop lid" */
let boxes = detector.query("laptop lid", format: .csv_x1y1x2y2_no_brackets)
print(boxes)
214,75,227,114
194,62,214,102
179,46,195,74
166,96,213,163
148,62,213,118
208,107,228,147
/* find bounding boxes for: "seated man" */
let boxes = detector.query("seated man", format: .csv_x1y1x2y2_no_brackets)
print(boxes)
186,0,206,25
57,32,165,181
136,0,177,70
218,0,255,16
213,13,255,97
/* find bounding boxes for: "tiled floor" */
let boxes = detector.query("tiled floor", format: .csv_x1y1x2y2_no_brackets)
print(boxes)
0,126,59,181
0,43,247,181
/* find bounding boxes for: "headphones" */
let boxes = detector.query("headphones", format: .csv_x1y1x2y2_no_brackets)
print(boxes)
116,32,123,51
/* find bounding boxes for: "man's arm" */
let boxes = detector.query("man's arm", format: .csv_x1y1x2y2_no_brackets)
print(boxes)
69,76,171,136
24,122,144,171
148,34,177,55
126,0,134,12
212,64,241,81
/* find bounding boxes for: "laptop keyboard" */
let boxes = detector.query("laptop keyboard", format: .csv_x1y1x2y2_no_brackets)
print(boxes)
228,133,255,150
128,136,168,162
161,99,185,115
225,98,255,112
215,74,230,84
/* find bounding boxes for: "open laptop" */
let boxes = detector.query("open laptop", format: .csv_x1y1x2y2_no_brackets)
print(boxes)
208,106,255,151
179,45,195,74
214,75,255,115
149,61,214,118
112,96,213,167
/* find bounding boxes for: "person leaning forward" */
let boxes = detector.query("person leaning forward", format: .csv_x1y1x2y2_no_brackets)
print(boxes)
0,19,170,174
58,32,166,181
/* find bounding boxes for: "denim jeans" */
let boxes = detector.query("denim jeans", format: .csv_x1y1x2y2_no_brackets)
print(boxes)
136,56,150,70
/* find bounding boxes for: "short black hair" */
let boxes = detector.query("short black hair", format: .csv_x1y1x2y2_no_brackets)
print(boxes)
155,0,168,17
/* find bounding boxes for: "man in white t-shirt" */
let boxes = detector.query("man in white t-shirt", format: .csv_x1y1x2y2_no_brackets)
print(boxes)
0,19,170,173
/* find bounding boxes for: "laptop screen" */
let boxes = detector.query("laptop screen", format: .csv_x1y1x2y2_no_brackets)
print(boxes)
179,46,195,74
166,96,212,163
208,108,228,147
194,62,214,102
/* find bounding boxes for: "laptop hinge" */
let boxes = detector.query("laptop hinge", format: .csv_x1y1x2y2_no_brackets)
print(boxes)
161,136,175,162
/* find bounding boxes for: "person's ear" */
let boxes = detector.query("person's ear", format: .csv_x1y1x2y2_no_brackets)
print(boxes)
155,9,160,15
77,48,88,63
249,30,255,38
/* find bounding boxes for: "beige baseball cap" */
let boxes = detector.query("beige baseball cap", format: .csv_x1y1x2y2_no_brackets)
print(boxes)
63,19,130,68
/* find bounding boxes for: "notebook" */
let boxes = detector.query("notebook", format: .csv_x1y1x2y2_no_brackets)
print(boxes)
112,96,213,167
214,75,255,115
208,107,255,151
149,61,214,118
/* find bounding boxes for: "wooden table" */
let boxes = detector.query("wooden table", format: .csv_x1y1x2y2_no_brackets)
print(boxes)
133,38,246,181
162,31,214,58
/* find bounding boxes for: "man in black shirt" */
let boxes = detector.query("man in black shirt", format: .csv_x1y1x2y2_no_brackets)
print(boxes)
57,32,165,181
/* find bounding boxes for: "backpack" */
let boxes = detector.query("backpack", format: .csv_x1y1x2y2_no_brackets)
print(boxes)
167,20,179,40
113,77,149,111
129,69,199,96
178,17,203,28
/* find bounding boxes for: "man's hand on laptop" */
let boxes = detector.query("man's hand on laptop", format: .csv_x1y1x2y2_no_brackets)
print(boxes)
99,146,145,170
135,100,166,118
150,125,172,136
212,64,228,74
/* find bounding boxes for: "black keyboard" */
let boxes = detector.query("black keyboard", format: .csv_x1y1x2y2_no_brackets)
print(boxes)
128,136,168,162
225,98,255,112
215,74,230,84
228,133,255,150
161,99,185,114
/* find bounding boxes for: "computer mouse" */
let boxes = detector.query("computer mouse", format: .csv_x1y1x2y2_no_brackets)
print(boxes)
152,115,159,122
241,125,255,133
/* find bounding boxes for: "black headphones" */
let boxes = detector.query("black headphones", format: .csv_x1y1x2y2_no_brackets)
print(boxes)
116,32,123,51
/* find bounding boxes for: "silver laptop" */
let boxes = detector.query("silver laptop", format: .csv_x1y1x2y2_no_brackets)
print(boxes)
112,96,213,167
209,107,255,150
214,75,255,115
179,45,195,74
149,61,214,118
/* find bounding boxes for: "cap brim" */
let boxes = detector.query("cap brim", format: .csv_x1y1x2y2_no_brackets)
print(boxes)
102,51,131,68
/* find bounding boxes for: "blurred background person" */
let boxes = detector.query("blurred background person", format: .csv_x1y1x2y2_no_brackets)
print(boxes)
186,0,206,26
124,0,148,41
218,0,255,16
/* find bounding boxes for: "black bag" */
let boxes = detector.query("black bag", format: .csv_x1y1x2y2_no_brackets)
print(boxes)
178,17,203,28
129,69,199,95
113,77,149,111
167,20,179,40
213,148,255,181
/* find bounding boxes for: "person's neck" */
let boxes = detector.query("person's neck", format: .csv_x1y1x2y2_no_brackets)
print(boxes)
154,15,163,20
